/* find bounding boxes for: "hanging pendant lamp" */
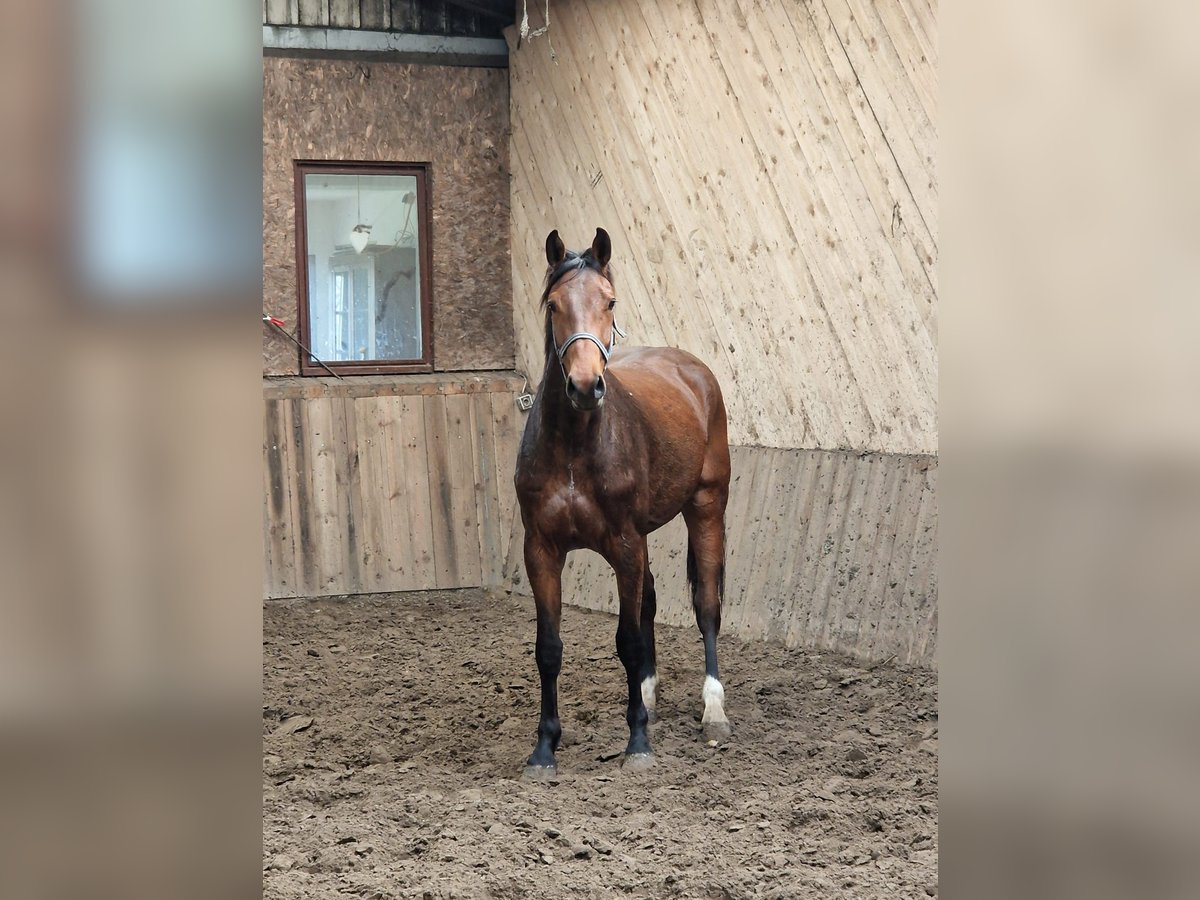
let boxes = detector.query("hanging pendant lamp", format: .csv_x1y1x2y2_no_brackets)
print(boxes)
350,175,371,253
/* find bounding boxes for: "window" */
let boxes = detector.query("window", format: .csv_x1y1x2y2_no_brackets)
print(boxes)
295,161,433,374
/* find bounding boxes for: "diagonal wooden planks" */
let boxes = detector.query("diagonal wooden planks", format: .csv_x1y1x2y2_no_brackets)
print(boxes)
507,0,938,455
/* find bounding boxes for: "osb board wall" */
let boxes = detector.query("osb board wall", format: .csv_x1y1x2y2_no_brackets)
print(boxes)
507,0,937,454
263,57,513,375
503,447,938,667
263,374,524,598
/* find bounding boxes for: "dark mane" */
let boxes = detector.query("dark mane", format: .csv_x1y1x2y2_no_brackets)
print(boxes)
540,251,614,360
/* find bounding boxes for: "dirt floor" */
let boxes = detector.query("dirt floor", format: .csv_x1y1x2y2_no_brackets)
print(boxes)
263,590,938,899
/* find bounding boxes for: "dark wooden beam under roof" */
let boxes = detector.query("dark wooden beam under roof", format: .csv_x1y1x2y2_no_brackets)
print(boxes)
441,1,514,25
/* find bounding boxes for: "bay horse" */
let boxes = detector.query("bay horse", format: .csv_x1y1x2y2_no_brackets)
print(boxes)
515,227,732,776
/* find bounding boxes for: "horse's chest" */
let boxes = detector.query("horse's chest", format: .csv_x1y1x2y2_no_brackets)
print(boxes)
528,463,635,544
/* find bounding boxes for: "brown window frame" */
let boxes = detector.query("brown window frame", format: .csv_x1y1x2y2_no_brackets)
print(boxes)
294,159,435,376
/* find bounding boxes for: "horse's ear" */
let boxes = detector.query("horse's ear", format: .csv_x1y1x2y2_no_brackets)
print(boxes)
591,227,612,268
545,229,566,267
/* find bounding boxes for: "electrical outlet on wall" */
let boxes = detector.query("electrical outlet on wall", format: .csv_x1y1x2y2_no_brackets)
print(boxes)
515,374,534,411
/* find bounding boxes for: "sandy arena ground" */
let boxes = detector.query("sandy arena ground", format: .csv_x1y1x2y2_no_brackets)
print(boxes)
264,590,938,899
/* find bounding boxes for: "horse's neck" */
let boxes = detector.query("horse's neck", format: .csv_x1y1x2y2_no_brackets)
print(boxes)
536,362,604,452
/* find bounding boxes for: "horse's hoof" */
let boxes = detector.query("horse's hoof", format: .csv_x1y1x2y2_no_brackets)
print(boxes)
621,752,655,772
522,764,559,782
702,720,733,743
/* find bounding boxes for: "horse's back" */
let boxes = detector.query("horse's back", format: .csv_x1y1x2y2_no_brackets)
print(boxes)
607,345,726,433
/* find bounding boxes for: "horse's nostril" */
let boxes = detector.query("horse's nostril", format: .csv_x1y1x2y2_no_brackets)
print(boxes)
565,374,603,408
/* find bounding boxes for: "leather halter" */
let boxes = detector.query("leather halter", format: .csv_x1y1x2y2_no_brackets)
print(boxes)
555,322,626,367
554,319,627,383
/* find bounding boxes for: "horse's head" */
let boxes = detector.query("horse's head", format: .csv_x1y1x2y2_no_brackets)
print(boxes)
542,227,619,411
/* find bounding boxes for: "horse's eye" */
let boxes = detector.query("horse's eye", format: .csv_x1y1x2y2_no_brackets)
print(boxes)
547,301,557,313
607,299,617,310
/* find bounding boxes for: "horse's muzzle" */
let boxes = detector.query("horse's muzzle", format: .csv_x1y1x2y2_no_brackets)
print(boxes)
566,374,606,410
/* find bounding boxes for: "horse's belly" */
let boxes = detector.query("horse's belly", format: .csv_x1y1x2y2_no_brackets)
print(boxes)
643,449,704,524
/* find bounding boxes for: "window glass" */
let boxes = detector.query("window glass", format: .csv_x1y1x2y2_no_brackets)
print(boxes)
301,169,426,369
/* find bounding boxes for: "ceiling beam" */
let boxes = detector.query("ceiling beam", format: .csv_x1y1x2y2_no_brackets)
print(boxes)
263,26,509,67
441,1,513,25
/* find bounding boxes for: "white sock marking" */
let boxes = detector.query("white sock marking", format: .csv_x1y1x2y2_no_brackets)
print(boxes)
701,675,728,724
640,673,658,711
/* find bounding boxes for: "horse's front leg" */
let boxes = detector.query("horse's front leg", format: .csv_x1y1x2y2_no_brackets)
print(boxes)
609,534,654,768
523,533,565,778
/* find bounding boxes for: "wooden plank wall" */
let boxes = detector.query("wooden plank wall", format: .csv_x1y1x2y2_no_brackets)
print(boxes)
507,0,937,455
504,447,938,666
263,374,523,598
505,0,938,664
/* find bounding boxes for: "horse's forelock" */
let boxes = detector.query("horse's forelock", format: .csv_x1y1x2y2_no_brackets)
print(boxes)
540,250,615,358
540,253,588,305
541,250,615,298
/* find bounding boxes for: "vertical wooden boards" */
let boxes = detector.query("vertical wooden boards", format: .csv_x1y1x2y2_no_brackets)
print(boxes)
359,0,391,31
646,516,690,631
352,395,393,591
263,1,297,27
757,450,810,644
772,453,830,643
263,399,295,598
328,0,359,30
305,397,344,594
264,0,495,34
379,397,409,587
443,393,484,586
424,394,462,588
390,395,437,589
470,393,503,587
786,451,843,648
563,549,617,617
286,398,318,595
840,458,902,657
724,448,779,637
819,453,889,652
296,0,328,28
907,463,938,663
262,379,526,600
330,397,363,595
502,446,938,666
848,457,909,657
490,391,522,579
802,450,859,645
867,457,936,662
389,1,421,34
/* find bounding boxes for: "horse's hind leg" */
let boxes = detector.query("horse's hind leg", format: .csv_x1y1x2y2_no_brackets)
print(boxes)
639,559,659,723
684,491,731,741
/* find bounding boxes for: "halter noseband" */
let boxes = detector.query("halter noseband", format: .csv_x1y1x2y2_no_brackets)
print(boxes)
555,323,626,368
